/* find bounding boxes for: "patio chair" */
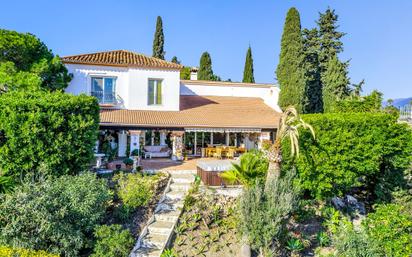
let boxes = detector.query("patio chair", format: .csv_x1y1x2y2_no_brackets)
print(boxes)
226,148,236,159
213,147,223,159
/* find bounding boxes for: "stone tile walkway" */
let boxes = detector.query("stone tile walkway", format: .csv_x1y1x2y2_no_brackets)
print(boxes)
130,170,195,257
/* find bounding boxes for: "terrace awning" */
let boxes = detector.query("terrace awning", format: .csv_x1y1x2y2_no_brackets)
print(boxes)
184,128,261,133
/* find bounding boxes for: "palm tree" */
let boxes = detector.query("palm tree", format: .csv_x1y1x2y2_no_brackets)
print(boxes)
220,151,268,187
264,106,315,187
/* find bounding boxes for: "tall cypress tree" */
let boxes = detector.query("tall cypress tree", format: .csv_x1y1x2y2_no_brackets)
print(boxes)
242,46,255,83
322,55,350,112
276,7,306,113
152,16,165,60
198,52,214,81
302,28,323,113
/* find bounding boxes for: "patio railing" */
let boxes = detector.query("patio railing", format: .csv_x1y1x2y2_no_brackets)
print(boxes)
399,105,412,122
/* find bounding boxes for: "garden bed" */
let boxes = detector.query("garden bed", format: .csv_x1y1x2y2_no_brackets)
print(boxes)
168,187,240,257
103,171,170,238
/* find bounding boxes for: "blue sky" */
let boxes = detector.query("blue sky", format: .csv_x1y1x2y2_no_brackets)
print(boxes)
1,0,411,99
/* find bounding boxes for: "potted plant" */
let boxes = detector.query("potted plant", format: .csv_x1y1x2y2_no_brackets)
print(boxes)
123,158,134,170
131,149,140,157
183,150,188,161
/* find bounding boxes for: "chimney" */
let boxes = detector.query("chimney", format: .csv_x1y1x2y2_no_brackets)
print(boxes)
190,67,198,80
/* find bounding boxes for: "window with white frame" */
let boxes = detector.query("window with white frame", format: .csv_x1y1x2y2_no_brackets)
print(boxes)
148,79,162,105
91,77,116,104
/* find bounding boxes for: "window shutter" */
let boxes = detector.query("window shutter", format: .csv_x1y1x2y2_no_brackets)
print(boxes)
156,80,162,105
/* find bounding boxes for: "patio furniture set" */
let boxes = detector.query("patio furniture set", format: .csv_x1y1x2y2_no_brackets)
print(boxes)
202,145,246,159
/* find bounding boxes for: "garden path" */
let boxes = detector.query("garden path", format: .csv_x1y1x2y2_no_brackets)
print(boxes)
130,170,195,257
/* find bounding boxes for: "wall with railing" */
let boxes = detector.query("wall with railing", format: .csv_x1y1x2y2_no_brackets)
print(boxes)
399,104,412,122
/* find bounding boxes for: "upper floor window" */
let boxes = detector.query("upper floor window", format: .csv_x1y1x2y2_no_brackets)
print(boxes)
148,79,162,105
91,77,116,104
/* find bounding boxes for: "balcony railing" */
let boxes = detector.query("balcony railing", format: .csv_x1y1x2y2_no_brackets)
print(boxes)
400,105,412,121
91,91,117,105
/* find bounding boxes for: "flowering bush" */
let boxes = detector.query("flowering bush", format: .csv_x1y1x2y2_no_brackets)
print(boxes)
0,246,58,257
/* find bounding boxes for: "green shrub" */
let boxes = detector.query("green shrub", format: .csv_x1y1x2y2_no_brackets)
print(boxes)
91,225,135,257
239,170,299,256
333,220,382,257
0,90,99,181
364,203,412,257
0,246,59,257
131,149,140,156
220,150,268,186
123,158,134,166
283,113,412,198
0,174,15,193
0,173,111,256
114,172,159,208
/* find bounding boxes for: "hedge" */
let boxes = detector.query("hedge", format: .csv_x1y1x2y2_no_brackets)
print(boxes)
0,246,58,257
0,90,99,180
0,173,111,256
283,112,412,199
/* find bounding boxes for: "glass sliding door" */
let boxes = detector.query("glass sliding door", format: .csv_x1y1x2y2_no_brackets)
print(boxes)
91,77,116,104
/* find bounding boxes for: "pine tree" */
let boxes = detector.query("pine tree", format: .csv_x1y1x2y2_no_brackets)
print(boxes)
171,56,180,64
317,8,346,69
198,52,214,81
276,7,307,113
322,55,350,112
242,46,255,83
152,16,165,60
302,28,323,113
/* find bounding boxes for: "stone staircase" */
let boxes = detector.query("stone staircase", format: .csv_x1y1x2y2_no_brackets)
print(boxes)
130,170,196,257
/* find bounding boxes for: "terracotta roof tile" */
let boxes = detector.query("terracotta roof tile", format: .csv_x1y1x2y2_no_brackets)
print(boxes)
100,95,280,129
61,50,182,70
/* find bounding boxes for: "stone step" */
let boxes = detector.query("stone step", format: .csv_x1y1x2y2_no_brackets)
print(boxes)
155,209,181,222
169,182,191,191
171,174,195,184
161,197,184,209
147,220,175,235
141,232,169,249
133,247,162,257
164,190,185,200
168,170,196,175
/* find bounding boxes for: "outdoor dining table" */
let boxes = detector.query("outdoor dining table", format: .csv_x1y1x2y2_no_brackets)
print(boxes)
202,146,246,158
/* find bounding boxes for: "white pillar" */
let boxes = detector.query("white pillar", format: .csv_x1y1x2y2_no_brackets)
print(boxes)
211,132,214,145
130,130,141,155
258,132,271,149
160,130,167,146
171,131,184,161
118,130,127,157
226,132,230,146
194,132,197,155
151,130,155,146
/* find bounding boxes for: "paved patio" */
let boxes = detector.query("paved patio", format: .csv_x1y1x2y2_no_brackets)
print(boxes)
140,157,210,171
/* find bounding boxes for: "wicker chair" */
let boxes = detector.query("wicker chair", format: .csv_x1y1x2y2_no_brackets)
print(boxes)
213,147,223,159
226,148,236,159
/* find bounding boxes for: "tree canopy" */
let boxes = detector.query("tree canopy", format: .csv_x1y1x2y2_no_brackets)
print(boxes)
276,7,307,113
322,55,350,112
242,46,255,83
0,29,72,92
198,52,218,81
152,16,165,60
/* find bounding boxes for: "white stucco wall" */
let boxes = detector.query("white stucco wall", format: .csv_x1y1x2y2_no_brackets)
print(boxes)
128,68,180,111
180,82,281,112
65,64,180,111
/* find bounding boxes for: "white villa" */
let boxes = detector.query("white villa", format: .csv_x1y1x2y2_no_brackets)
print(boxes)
62,50,281,160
